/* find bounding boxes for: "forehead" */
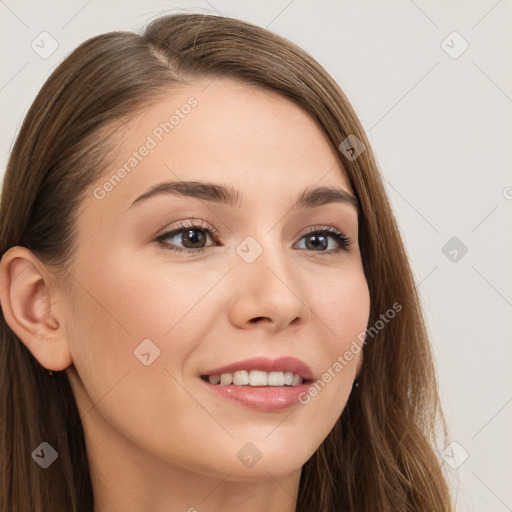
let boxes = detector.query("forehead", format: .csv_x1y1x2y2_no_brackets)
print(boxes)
83,77,354,220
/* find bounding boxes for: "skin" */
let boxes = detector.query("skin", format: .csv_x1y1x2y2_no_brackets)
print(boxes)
0,77,370,512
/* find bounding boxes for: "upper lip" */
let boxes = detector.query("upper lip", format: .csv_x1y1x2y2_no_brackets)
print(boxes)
202,356,314,381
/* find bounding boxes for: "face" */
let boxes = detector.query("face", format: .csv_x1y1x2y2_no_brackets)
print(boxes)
62,77,370,481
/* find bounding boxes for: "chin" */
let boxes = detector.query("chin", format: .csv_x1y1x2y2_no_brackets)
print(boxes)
217,436,317,480
217,457,305,482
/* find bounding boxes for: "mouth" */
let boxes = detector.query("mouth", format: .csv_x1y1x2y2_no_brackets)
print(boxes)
199,356,314,412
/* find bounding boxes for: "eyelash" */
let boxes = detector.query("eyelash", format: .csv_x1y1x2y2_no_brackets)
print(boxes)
156,219,351,256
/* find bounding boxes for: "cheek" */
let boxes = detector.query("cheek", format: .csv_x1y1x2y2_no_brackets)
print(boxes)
101,252,222,334
309,263,371,346
298,266,369,418
64,256,223,461
66,252,225,388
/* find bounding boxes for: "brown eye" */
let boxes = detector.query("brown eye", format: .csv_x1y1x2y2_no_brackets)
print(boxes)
178,229,208,249
295,227,351,254
156,221,218,253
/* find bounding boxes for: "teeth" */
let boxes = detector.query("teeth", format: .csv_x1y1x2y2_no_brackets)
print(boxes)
249,370,267,386
267,371,284,386
233,370,249,385
220,373,232,385
206,370,304,387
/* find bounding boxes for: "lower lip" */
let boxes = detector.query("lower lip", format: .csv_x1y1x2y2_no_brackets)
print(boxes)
200,378,311,412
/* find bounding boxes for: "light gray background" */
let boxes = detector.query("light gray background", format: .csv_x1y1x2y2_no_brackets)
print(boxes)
1,1,511,510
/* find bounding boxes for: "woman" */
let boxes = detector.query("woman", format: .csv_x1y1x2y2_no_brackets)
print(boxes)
0,12,453,512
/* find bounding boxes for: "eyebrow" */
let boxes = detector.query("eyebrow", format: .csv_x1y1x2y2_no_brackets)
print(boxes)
127,180,360,213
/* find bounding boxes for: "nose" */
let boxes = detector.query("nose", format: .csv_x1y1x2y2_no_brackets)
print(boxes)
227,239,311,333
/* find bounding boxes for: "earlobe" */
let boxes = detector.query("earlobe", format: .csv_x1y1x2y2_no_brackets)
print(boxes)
0,246,72,371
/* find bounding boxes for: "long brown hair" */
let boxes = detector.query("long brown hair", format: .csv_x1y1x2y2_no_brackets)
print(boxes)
0,12,453,511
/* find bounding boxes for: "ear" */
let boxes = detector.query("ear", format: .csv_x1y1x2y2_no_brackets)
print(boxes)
0,246,72,371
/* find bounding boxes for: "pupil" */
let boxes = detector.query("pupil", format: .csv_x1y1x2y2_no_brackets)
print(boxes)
307,234,327,251
183,229,205,248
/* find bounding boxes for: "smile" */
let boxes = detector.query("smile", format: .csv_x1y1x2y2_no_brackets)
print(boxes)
201,370,304,386
199,356,314,412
